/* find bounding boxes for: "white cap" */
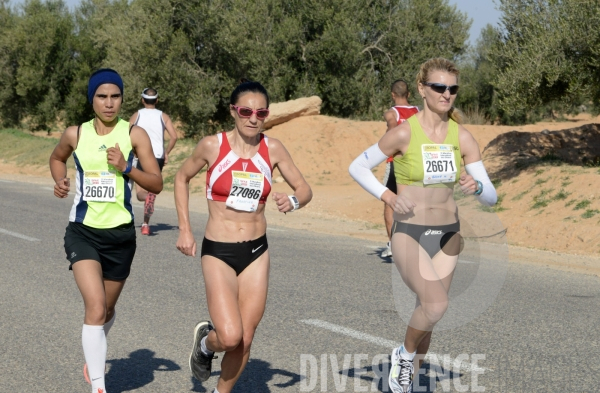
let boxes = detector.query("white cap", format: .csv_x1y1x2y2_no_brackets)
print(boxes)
141,88,158,99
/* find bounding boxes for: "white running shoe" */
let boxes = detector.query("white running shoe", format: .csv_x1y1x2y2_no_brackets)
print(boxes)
389,347,414,393
381,242,392,258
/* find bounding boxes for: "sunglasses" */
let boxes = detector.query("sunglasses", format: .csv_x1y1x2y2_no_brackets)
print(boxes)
231,105,270,120
423,82,459,95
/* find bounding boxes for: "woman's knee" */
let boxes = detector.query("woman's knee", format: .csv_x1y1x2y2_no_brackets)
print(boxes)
421,299,449,325
217,329,244,352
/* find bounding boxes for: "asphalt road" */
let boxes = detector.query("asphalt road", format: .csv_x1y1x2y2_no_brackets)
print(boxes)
1,179,599,392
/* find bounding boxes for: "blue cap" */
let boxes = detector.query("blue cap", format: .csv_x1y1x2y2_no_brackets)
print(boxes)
87,68,124,104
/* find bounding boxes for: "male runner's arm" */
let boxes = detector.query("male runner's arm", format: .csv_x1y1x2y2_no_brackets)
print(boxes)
128,112,139,128
162,113,178,165
174,136,216,256
384,109,398,131
268,138,312,213
49,126,78,198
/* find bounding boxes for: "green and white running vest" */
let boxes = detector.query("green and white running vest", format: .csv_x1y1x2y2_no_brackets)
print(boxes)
69,118,135,228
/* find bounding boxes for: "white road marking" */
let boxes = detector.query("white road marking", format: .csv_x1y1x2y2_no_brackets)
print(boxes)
267,228,285,232
0,179,11,183
0,228,40,242
299,319,489,372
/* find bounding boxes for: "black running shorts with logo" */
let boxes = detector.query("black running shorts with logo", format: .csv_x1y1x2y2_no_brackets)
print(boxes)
201,234,268,276
64,221,136,280
136,157,165,172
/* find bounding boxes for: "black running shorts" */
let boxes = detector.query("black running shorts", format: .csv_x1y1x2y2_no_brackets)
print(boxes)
383,161,397,194
201,234,268,276
64,221,137,280
136,157,165,172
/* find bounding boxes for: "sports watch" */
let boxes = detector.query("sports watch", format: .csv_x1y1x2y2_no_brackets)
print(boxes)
474,180,483,195
288,195,300,212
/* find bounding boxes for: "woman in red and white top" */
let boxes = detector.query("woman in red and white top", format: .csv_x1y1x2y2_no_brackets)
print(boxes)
174,80,312,393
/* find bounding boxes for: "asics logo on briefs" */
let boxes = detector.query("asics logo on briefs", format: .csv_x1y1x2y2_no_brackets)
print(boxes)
424,229,443,235
70,252,77,259
218,159,231,173
252,245,263,253
98,144,107,152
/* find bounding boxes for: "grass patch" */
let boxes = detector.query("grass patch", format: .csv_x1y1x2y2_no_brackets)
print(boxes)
581,209,600,219
531,199,549,209
366,222,385,230
552,189,571,201
565,199,576,207
534,177,549,186
534,169,545,176
531,189,553,209
539,151,565,166
574,199,591,210
511,190,530,201
491,178,502,187
561,180,572,187
0,128,61,167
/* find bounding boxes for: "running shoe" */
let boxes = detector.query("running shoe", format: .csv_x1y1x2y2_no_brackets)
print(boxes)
389,347,414,393
381,242,392,258
144,193,156,217
189,321,216,382
141,223,150,235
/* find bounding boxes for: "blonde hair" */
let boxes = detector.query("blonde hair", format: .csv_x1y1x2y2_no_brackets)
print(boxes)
416,58,462,124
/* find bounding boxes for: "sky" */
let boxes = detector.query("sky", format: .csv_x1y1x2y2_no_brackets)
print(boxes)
9,0,503,45
448,0,503,44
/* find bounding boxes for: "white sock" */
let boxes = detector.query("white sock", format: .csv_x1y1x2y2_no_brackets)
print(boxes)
82,324,107,391
400,345,416,361
104,311,116,337
200,336,214,356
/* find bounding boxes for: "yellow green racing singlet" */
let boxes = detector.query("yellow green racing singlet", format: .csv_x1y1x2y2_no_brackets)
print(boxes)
68,118,135,228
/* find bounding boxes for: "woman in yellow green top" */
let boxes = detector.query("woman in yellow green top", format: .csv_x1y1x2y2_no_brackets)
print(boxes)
49,68,162,393
349,58,497,393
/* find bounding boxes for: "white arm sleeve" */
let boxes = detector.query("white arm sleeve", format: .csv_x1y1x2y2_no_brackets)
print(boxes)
465,160,497,206
348,143,389,200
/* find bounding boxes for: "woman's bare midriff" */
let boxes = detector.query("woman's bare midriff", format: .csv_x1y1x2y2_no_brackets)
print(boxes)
204,200,268,242
394,185,458,225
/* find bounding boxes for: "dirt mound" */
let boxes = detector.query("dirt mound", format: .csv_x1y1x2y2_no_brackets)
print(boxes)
483,123,600,178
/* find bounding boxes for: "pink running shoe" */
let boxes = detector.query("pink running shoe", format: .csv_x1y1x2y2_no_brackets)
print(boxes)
141,223,150,235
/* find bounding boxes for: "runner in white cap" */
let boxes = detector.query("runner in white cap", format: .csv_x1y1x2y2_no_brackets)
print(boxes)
129,88,178,235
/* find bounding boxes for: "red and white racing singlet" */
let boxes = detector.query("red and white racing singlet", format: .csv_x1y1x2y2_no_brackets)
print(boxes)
206,132,272,211
387,105,420,162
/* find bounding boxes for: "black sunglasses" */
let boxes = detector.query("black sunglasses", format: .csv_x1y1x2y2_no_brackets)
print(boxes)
423,82,459,95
